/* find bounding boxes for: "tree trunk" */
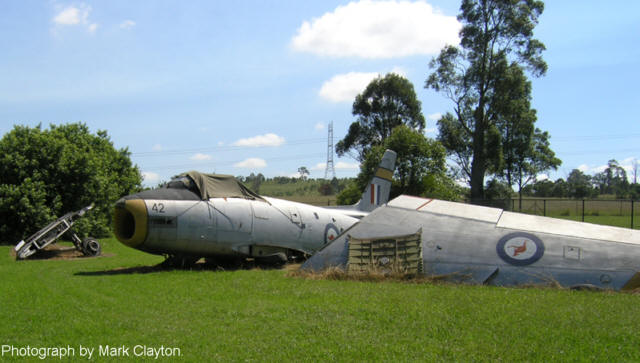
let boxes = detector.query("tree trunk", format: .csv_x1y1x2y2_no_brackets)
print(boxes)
469,115,486,204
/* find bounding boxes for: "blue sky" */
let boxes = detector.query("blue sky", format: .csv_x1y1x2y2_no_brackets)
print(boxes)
1,1,638,187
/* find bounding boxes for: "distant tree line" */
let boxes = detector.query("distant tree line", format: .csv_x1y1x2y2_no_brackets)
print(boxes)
236,173,348,197
519,160,640,200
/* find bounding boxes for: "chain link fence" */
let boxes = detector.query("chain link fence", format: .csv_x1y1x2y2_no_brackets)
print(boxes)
506,198,637,230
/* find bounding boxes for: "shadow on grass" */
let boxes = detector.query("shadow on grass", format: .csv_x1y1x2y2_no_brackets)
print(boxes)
13,245,113,261
74,260,286,276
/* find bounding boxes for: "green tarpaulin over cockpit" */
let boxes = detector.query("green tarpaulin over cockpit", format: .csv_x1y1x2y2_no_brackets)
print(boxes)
181,171,265,201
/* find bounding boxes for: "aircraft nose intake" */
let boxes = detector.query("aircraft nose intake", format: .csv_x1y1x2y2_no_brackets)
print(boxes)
113,198,148,248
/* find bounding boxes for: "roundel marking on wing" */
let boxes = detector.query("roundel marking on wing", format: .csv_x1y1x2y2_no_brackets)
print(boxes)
496,232,545,266
324,224,340,244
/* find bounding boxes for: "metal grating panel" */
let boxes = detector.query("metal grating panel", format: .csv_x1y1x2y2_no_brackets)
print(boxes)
347,229,423,274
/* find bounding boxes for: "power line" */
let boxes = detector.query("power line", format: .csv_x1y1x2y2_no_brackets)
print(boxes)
142,153,327,171
131,137,327,157
552,133,640,142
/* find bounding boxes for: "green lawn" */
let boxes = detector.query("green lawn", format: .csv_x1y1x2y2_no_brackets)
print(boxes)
2,238,640,361
512,198,639,229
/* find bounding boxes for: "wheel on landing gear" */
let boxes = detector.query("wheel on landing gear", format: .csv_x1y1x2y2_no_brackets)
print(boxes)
255,252,287,267
81,237,101,257
162,255,201,269
204,256,244,270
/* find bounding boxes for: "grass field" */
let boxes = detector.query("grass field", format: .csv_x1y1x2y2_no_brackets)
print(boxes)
2,238,640,361
511,198,639,229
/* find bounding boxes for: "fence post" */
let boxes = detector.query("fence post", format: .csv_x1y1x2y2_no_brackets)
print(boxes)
632,199,635,230
582,199,585,222
543,199,546,217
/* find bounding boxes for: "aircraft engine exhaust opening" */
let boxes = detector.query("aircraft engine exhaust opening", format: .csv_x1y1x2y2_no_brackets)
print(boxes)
113,199,148,248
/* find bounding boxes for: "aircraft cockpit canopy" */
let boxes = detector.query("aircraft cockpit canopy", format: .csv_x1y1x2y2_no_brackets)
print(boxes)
178,171,266,202
167,176,197,192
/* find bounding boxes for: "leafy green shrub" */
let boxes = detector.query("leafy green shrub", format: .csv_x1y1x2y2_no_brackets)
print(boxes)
0,123,141,243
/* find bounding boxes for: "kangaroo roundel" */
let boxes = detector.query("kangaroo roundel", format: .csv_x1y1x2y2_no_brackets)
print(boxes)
496,232,544,266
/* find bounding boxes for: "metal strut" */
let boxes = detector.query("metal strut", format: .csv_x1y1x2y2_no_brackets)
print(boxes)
14,205,101,260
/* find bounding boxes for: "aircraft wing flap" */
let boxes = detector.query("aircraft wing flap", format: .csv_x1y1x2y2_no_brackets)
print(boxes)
387,195,432,210
419,199,503,224
496,211,640,245
388,196,503,224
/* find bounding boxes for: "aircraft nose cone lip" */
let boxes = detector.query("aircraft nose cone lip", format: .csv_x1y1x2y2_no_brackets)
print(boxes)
113,199,148,248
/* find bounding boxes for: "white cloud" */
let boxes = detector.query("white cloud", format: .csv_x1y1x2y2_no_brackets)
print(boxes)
336,161,360,170
578,163,607,174
537,174,549,181
292,0,460,59
232,133,285,147
53,6,84,25
620,157,638,175
120,20,136,29
319,68,408,103
427,112,442,121
142,171,160,185
234,158,267,169
311,162,326,171
190,153,212,161
152,144,163,151
313,161,360,171
621,156,637,165
315,122,325,131
52,4,97,33
319,71,378,103
425,127,438,134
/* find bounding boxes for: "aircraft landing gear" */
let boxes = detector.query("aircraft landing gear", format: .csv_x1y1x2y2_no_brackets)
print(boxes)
254,252,287,267
81,237,101,257
161,255,201,268
204,256,244,270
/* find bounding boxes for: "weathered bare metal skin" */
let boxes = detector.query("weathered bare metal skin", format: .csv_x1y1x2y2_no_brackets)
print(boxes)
113,151,397,263
302,195,640,291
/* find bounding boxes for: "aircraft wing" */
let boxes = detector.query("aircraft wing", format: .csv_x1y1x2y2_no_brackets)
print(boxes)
302,195,640,290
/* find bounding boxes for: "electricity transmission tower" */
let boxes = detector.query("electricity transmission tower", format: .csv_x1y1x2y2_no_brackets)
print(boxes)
324,121,336,180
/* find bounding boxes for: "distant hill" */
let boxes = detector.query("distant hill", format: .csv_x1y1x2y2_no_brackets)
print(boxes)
241,176,353,206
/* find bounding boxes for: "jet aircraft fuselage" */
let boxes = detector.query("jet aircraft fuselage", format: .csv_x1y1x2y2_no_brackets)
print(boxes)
115,187,357,262
114,150,397,264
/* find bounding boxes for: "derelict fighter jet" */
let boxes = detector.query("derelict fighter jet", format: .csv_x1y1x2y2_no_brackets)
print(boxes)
114,150,397,266
303,195,640,291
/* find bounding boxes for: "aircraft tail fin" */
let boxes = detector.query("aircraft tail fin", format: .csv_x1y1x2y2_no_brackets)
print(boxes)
356,149,397,212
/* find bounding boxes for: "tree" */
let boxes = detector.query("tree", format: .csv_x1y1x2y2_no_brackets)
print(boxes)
336,73,425,161
0,123,142,243
337,125,455,204
245,172,265,193
484,178,514,209
509,128,560,206
318,183,333,196
566,169,592,199
491,64,560,201
532,179,554,197
593,159,629,198
551,178,568,198
426,0,547,202
297,166,309,180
